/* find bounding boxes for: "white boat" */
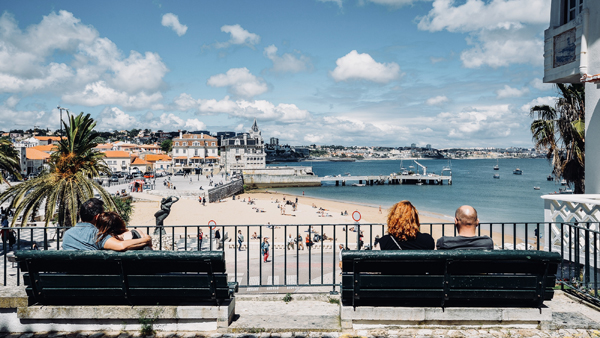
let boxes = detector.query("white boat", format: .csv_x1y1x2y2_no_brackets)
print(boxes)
351,183,366,187
533,186,541,190
560,179,567,185
493,159,499,170
493,174,500,179
513,168,522,175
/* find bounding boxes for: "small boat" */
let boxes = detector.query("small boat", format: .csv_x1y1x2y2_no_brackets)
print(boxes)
344,172,351,176
560,179,567,185
416,182,423,185
493,174,500,179
559,188,573,194
493,159,499,170
547,175,554,181
351,183,365,187
513,168,522,175
533,186,540,190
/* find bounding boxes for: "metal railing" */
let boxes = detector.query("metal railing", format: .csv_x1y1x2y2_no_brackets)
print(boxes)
1,222,598,301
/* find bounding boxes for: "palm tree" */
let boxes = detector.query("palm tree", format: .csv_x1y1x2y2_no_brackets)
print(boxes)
0,113,117,227
530,83,585,193
0,138,22,185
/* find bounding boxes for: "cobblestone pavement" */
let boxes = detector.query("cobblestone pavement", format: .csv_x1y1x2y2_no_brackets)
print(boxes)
1,329,600,337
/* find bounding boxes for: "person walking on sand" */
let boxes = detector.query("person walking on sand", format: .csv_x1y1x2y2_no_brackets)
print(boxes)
237,230,244,251
261,237,270,263
287,234,295,250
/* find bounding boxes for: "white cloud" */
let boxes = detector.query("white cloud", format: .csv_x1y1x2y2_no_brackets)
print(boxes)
0,10,168,110
426,95,449,105
304,134,325,143
496,85,529,99
0,98,56,129
417,0,550,68
530,78,554,91
146,113,207,131
173,93,200,111
330,50,400,83
97,107,138,130
438,105,520,139
216,24,260,49
521,96,557,112
235,124,245,132
62,81,163,110
417,0,549,33
198,96,239,114
236,100,310,122
366,0,432,7
264,45,311,73
207,68,268,98
161,13,188,36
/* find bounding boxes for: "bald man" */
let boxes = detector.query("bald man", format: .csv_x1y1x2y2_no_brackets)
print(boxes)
436,205,494,250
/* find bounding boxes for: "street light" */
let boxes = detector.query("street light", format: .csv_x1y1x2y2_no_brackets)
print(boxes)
57,106,69,137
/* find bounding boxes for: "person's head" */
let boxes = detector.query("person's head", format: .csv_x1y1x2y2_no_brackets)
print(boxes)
339,244,344,250
386,200,420,241
454,205,479,236
79,198,105,224
95,211,126,243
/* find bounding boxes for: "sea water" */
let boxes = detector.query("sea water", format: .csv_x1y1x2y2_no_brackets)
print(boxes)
270,158,560,223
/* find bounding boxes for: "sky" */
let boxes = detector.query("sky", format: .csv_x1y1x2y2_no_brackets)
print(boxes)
0,0,558,148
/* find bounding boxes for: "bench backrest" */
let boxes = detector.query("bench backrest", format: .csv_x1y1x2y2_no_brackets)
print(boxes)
15,250,231,306
341,250,561,308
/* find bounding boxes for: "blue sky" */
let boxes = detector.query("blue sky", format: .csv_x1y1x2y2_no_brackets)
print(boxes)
0,0,556,148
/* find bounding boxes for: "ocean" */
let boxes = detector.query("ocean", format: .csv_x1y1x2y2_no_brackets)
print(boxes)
270,158,559,223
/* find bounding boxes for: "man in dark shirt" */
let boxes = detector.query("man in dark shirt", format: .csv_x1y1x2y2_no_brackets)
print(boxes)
436,205,493,250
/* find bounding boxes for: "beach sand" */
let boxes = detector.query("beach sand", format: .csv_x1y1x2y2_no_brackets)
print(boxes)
128,190,461,246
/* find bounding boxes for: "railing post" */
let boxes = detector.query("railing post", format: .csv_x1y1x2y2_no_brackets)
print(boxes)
585,222,590,288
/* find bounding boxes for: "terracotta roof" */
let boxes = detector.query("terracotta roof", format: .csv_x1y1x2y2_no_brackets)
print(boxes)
30,144,57,152
144,154,172,162
205,156,220,159
95,143,113,149
34,136,63,141
174,156,187,160
26,148,51,160
102,151,131,158
140,144,160,149
131,158,149,165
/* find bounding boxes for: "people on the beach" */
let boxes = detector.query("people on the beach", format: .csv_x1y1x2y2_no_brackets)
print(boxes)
306,233,313,248
261,237,270,262
287,234,295,250
297,235,304,250
95,211,152,250
436,205,493,250
377,200,434,250
237,230,244,251
62,198,151,251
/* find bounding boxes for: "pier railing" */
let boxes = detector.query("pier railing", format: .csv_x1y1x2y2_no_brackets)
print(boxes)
2,222,599,302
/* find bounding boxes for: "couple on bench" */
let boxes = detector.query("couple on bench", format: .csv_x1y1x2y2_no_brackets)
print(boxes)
62,198,152,251
377,201,493,251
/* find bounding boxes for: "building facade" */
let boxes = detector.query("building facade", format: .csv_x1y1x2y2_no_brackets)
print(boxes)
171,132,219,168
220,119,266,173
544,0,599,193
102,151,131,174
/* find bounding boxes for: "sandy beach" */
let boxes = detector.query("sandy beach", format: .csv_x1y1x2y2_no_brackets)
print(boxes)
128,189,463,246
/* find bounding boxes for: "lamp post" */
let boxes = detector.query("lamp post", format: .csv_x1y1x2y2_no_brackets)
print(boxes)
57,106,69,137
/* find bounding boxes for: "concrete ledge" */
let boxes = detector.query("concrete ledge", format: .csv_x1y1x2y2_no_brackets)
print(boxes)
1,298,235,332
341,306,552,329
0,287,28,309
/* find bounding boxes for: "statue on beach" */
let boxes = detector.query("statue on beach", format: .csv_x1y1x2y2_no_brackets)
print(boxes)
154,196,180,235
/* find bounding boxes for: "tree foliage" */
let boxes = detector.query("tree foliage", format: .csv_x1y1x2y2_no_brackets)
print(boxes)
530,83,585,193
161,139,173,153
0,138,22,184
0,113,117,227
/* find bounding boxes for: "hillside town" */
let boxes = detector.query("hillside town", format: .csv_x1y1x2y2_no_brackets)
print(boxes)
1,119,544,179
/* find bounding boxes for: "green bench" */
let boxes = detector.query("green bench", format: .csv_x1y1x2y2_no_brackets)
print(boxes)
341,250,561,308
15,250,237,306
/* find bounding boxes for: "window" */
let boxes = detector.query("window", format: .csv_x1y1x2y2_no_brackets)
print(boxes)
212,142,215,146
176,149,179,154
563,0,583,24
195,149,198,156
122,161,125,165
183,142,187,146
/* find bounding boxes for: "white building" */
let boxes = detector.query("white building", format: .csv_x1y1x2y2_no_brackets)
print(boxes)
220,119,266,173
102,151,131,174
544,0,599,193
172,132,219,168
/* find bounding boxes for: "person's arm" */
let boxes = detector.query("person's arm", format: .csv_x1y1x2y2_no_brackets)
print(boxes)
103,233,152,252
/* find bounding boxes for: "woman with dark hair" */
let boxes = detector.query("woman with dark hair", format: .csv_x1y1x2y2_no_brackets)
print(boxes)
96,212,152,250
377,201,434,250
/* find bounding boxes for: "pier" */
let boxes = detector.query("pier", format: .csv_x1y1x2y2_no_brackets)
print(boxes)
242,166,452,188
320,173,452,186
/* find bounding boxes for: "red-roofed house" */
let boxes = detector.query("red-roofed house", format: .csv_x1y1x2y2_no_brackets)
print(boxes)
25,148,51,175
130,157,151,173
102,151,131,173
34,136,64,145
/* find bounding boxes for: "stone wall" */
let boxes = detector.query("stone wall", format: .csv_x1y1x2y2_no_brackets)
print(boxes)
208,179,244,203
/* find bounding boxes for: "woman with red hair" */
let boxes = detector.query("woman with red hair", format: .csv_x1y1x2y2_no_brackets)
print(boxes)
377,201,434,250
96,212,152,250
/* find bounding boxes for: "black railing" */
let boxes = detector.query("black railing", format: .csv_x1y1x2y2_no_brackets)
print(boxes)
1,222,599,301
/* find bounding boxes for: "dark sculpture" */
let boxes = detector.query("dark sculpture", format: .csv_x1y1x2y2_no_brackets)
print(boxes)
154,196,179,235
